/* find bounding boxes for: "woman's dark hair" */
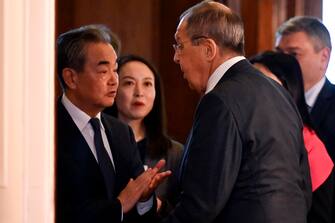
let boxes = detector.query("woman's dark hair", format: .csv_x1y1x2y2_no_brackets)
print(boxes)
249,51,313,128
104,54,171,158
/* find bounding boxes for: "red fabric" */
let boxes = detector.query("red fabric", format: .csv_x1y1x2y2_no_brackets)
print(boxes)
303,126,334,191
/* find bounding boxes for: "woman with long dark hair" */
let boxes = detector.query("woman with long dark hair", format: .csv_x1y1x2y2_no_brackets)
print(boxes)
104,54,183,218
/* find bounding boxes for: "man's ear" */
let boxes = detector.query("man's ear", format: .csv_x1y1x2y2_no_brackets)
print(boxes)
203,38,217,61
320,47,331,71
62,68,78,90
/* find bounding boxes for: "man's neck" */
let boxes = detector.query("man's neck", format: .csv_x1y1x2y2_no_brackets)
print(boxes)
204,54,245,95
65,92,101,117
305,76,326,108
304,75,325,92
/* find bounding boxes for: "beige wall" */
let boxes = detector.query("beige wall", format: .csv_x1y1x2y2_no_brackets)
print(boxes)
0,0,55,222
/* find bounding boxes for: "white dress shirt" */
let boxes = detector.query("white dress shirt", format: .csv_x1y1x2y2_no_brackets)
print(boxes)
305,76,326,111
61,94,116,168
205,56,245,94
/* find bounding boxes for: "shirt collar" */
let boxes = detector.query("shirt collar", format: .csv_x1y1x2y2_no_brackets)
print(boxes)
61,94,104,131
305,76,326,108
205,56,245,94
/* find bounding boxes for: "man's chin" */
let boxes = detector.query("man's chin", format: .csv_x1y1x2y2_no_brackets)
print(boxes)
187,82,195,90
183,73,201,93
187,82,203,94
103,99,115,108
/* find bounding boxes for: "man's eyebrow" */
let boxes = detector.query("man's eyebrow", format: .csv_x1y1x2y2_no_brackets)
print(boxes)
276,46,300,52
97,60,110,66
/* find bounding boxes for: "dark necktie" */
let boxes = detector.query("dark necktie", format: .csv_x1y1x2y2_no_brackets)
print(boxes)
307,104,312,113
90,118,116,199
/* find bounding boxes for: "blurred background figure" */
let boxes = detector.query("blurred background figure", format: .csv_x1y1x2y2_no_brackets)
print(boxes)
250,51,334,223
275,16,335,165
104,54,183,219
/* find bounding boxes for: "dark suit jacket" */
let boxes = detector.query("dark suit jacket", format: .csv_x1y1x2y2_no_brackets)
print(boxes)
308,78,335,223
162,59,312,223
56,100,155,223
310,79,335,162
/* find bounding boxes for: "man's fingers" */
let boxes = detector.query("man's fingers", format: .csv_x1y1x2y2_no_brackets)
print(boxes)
152,159,166,174
133,169,153,189
159,170,172,177
149,170,172,188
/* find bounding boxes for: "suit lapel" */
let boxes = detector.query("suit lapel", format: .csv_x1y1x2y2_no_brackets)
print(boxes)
101,116,118,169
101,115,123,192
57,100,103,179
310,79,334,127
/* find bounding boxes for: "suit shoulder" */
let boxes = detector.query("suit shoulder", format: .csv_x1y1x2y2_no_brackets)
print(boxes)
168,140,183,156
325,79,335,93
171,139,183,151
328,81,335,99
321,79,335,109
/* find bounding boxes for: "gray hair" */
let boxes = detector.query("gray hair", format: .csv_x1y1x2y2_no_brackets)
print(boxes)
180,0,245,54
57,25,113,90
276,16,332,52
85,24,122,56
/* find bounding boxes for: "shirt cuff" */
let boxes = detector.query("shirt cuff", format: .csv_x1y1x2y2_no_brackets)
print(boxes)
136,196,153,215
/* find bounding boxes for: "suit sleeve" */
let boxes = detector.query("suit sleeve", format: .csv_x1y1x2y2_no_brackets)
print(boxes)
161,93,243,223
56,150,123,223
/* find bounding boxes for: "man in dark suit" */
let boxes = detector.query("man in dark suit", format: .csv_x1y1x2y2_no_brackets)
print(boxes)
161,1,312,223
276,16,335,223
275,16,335,162
56,25,170,223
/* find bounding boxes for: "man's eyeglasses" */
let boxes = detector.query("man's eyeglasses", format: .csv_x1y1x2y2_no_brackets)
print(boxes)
172,35,209,52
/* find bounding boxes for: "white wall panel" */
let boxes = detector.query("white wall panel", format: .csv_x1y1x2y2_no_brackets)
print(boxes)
0,0,55,222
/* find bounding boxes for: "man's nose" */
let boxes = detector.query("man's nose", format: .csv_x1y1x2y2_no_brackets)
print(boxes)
173,51,180,64
108,71,118,86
